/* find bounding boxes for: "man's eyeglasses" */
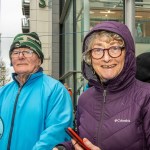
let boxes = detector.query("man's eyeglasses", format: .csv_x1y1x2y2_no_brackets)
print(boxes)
11,50,34,58
90,46,125,59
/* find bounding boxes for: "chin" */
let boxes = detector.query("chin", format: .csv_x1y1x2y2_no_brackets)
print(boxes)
101,76,115,82
15,71,28,74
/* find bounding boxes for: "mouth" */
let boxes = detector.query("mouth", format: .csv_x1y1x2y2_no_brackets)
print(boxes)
17,64,28,66
101,64,116,68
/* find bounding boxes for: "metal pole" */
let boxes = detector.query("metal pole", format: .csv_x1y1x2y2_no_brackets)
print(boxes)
73,0,77,107
125,0,135,42
83,0,90,37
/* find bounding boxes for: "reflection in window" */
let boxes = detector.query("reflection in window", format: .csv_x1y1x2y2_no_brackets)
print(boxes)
89,0,123,28
135,1,150,43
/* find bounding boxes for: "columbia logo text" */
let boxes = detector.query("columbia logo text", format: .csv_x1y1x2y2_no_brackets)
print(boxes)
114,119,131,123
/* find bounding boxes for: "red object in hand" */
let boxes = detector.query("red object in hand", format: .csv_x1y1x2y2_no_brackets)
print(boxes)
66,127,91,150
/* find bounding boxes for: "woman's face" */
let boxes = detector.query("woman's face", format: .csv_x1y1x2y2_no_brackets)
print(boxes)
91,37,126,82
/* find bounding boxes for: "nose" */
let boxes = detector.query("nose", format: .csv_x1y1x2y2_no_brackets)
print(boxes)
18,52,24,58
102,50,111,62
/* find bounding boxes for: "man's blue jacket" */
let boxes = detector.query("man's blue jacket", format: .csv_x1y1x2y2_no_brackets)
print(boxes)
0,70,73,150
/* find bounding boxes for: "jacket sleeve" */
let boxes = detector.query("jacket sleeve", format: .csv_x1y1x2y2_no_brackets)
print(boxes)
32,82,73,150
57,106,80,150
143,96,150,148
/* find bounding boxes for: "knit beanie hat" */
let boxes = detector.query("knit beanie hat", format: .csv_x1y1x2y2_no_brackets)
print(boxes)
9,32,44,63
136,52,150,82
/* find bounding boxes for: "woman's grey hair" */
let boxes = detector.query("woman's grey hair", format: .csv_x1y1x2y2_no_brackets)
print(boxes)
82,31,125,65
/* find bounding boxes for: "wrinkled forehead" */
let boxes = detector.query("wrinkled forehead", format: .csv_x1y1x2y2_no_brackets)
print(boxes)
92,39,120,46
13,47,30,51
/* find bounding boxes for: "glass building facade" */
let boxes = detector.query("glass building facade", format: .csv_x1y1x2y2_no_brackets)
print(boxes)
59,0,150,106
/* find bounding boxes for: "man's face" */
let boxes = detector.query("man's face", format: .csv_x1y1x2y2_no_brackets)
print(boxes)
11,48,41,75
91,38,125,82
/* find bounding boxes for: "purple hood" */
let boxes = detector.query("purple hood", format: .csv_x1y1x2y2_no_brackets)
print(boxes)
82,21,136,92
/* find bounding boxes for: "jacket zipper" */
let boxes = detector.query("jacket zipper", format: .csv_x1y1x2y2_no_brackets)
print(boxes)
97,89,107,147
7,86,22,150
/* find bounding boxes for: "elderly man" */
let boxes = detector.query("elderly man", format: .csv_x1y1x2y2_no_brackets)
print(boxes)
0,32,73,150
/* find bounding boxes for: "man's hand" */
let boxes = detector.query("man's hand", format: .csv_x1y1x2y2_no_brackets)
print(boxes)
72,138,101,150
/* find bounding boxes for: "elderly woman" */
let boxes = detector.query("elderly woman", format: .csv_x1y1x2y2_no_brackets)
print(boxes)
0,32,73,150
54,21,150,150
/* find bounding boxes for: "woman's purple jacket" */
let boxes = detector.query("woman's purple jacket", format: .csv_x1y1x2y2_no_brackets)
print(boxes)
62,21,150,150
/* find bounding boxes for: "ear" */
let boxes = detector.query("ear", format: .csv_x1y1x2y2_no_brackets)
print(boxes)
10,59,13,66
38,58,42,66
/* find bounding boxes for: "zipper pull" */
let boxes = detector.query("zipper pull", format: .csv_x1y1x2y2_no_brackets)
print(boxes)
103,89,106,103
